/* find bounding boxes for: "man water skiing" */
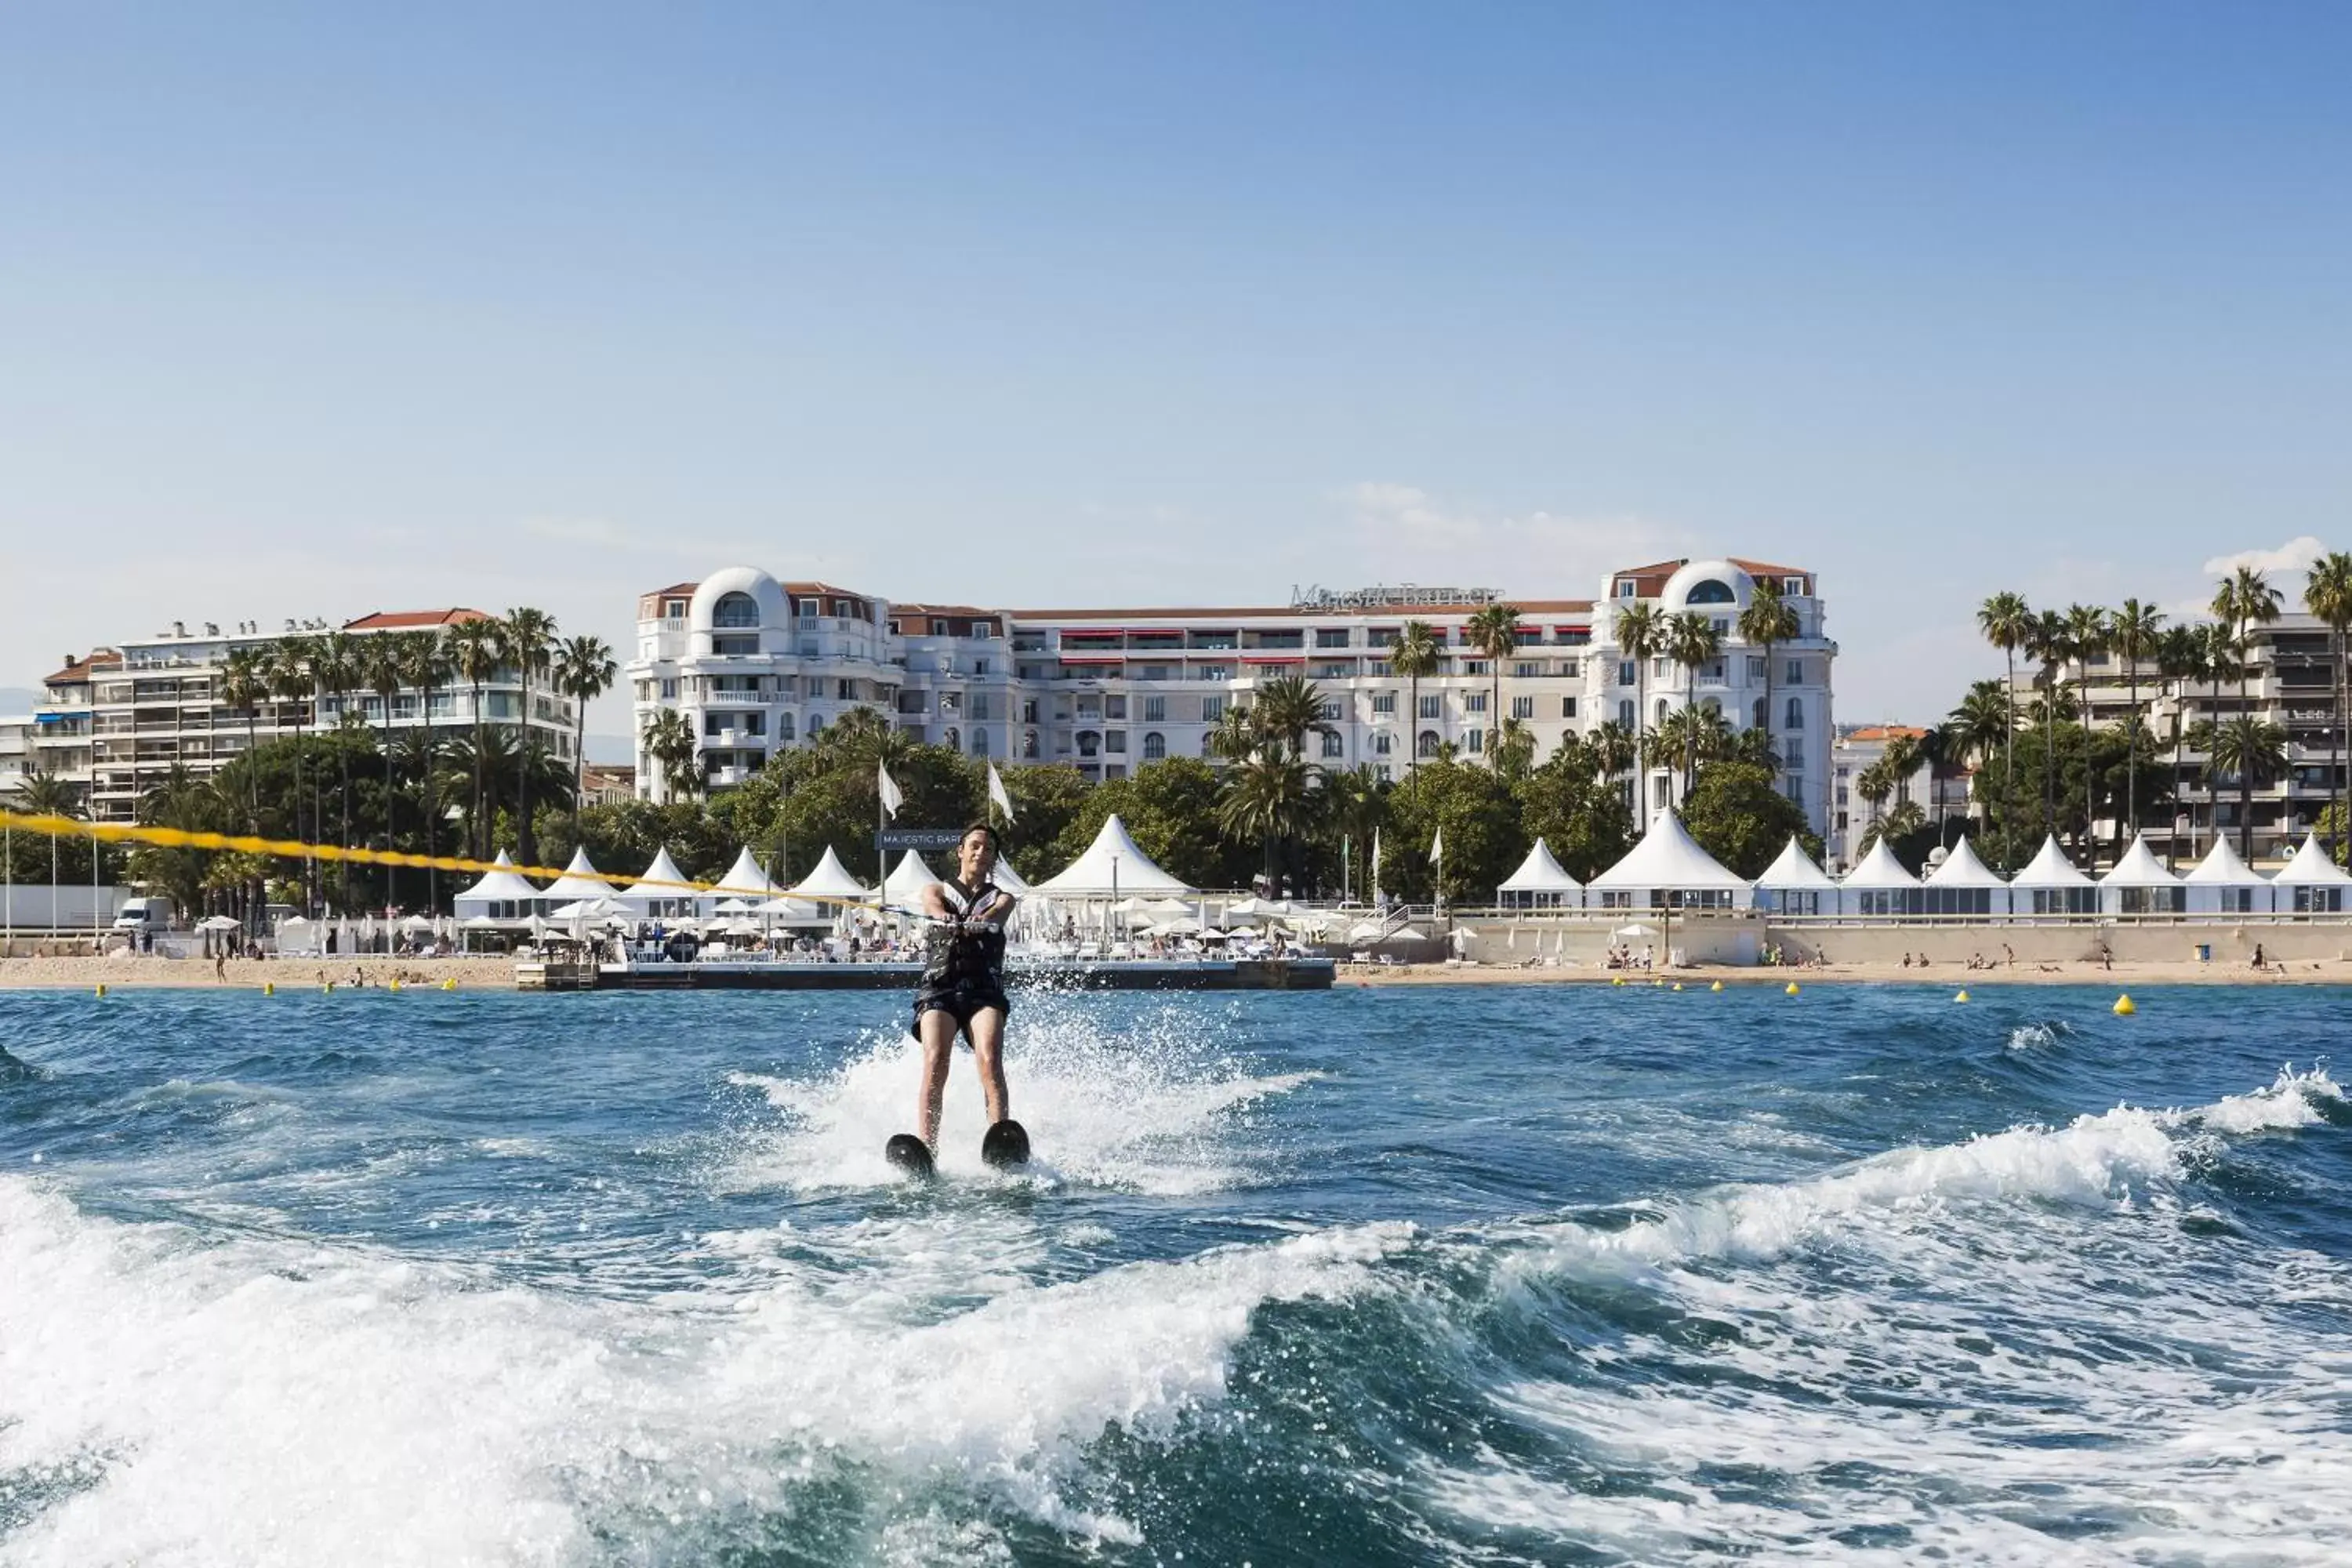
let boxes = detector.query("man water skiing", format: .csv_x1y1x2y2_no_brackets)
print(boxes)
888,821,1027,1174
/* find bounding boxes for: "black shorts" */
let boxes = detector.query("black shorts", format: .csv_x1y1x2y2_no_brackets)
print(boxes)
913,985,1011,1036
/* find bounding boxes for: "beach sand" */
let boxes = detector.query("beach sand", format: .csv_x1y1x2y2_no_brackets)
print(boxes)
0,955,517,991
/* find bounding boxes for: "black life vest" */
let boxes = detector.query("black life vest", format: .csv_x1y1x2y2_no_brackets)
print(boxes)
921,878,1007,990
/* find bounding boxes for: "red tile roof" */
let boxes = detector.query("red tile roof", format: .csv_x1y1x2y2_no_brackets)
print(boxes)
1844,724,1929,742
45,651,121,684
343,608,493,630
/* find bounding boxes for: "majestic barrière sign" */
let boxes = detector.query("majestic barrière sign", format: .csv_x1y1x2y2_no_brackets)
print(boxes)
1288,583,1501,612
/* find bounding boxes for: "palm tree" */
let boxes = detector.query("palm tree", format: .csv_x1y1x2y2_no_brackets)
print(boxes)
217,645,270,830
16,768,83,818
553,633,618,814
1881,731,1925,813
2304,553,2352,857
2024,608,2069,834
1465,601,1521,767
1665,611,1724,798
2207,716,2288,848
641,709,700,804
2153,623,2205,867
1205,704,1261,765
499,607,559,864
1613,601,1667,816
2107,598,2164,851
2063,604,2109,866
266,635,318,911
363,634,407,909
1490,715,1537,781
1855,757,1895,851
398,630,452,909
445,619,501,858
1976,592,2034,870
1944,680,2011,839
1387,621,1440,789
2212,566,2283,858
1589,720,1637,793
313,630,364,911
1216,743,1320,891
1739,577,1801,772
1319,764,1387,902
1251,673,1334,758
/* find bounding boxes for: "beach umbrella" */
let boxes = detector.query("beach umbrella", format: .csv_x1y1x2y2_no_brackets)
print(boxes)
551,897,624,920
713,898,757,915
399,913,435,932
197,914,241,932
1613,923,1653,939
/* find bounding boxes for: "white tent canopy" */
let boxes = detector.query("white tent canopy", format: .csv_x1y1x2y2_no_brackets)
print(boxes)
2183,836,2274,915
788,846,874,905
1926,837,2009,887
2271,831,2352,887
2011,835,2094,888
755,895,831,925
710,848,781,901
1033,814,1196,897
1587,811,1749,909
1754,836,1836,891
2099,838,2181,887
540,848,621,904
989,857,1032,895
1497,837,1584,902
1840,840,1921,888
616,846,700,914
453,850,542,908
882,849,946,906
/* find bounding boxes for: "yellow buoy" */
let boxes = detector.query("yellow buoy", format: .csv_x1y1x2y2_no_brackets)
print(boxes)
322,981,333,993
1611,975,1623,986
2114,993,2136,1016
94,983,106,998
1709,980,1723,992
1651,978,1663,988
1955,989,1969,1004
390,978,401,993
1671,982,1683,992
1785,982,1801,996
263,981,274,996
441,978,457,991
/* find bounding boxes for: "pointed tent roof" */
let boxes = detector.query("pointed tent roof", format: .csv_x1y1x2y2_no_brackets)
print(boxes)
2010,834,2094,888
1588,810,1748,891
2183,836,2269,886
616,846,695,908
989,857,1032,895
1498,837,1584,893
2270,831,2352,886
1926,836,2009,887
2099,837,2182,887
1754,835,1836,890
539,848,621,902
1033,813,1196,896
788,846,874,903
883,848,946,904
1840,839,1920,889
454,849,542,903
710,847,780,900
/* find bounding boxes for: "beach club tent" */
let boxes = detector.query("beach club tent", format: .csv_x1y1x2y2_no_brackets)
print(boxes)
1836,839,1921,918
1033,814,1196,898
2010,834,2097,916
2183,836,2274,916
788,846,874,910
2098,837,2185,916
1497,837,1584,909
882,849,945,908
1922,836,2012,916
1586,811,1750,910
989,857,1033,895
710,848,782,903
1751,835,1835,916
452,850,545,923
2269,831,2352,913
540,848,622,907
617,847,702,920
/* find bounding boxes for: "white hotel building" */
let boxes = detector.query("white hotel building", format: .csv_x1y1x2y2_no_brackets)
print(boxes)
631,557,1838,833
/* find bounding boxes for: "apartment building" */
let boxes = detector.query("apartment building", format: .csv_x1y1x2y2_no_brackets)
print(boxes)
631,557,1838,833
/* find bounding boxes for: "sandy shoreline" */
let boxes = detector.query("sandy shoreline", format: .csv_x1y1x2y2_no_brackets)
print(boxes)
0,953,2342,991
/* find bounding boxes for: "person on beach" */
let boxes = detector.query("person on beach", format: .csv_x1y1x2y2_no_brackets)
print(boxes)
911,822,1018,1151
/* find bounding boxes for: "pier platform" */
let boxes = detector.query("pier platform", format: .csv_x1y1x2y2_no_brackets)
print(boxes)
517,956,1334,993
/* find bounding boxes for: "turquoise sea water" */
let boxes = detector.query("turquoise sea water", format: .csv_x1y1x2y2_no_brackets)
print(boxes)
1,982,2348,1565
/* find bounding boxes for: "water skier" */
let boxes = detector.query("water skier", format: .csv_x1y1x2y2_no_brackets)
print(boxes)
887,822,1029,1174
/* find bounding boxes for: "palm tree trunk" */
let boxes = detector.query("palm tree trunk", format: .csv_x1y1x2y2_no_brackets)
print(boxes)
420,696,439,912
517,669,533,865
574,695,588,817
2125,662,2138,848
2333,627,2346,859
1761,638,1777,779
338,735,353,914
379,710,397,911
471,681,487,860
1407,675,1418,791
2001,647,2016,871
2239,626,2255,860
2081,677,2095,868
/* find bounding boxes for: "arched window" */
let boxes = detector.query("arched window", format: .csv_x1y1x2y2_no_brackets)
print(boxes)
971,729,989,756
1022,729,1040,760
1700,698,1720,719
1685,579,1736,606
943,727,960,752
1752,698,1767,730
1654,698,1671,726
1143,731,1165,760
806,714,823,736
1417,729,1441,758
1077,730,1101,757
1785,697,1805,731
779,712,796,742
1617,699,1634,728
712,592,760,629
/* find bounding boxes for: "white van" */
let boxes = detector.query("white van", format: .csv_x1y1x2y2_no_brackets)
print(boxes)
113,896,176,933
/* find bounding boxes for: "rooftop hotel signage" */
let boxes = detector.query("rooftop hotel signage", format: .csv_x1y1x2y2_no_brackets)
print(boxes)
1289,583,1500,612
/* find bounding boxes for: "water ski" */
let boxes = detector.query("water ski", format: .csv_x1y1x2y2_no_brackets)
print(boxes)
884,1134,936,1179
981,1119,1031,1170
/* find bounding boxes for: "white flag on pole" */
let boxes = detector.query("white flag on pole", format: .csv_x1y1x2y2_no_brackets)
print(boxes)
1371,827,1382,885
1429,827,1444,865
877,762,905,821
986,762,1016,822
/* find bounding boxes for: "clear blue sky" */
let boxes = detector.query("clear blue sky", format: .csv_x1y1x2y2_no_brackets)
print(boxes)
3,3,2346,739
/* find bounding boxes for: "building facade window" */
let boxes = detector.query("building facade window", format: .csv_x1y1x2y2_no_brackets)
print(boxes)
1418,695,1442,720
711,592,760,628
1372,692,1396,714
1787,659,1803,686
1465,728,1484,754
1753,698,1768,728
1465,691,1487,714
1785,697,1805,730
1203,695,1227,721
1143,731,1165,760
1142,695,1166,722
1617,699,1635,728
1322,731,1344,758
1617,661,1637,687
1417,729,1441,758
1105,731,1127,754
1562,695,1577,719
1373,731,1392,756
1510,695,1534,719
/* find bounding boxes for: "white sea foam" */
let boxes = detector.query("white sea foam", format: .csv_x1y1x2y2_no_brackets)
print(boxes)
0,1174,1403,1566
724,999,1319,1195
